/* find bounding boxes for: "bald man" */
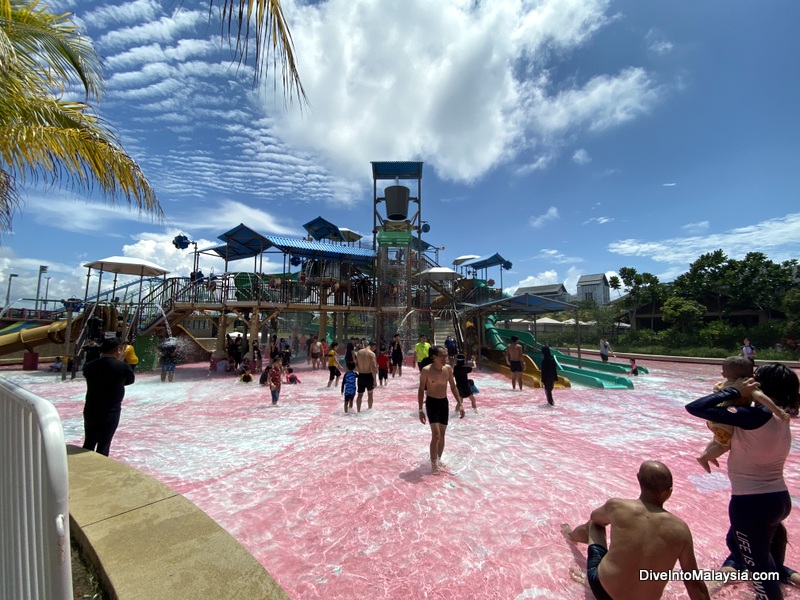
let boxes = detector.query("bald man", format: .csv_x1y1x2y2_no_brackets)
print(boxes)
562,461,709,600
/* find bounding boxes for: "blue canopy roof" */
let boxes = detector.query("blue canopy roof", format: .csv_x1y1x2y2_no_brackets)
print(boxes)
210,224,271,261
464,293,577,315
202,223,376,265
303,216,346,242
264,236,376,265
371,161,423,180
463,253,512,271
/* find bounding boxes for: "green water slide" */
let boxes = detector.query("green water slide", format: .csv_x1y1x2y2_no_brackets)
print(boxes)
491,326,647,374
487,322,634,389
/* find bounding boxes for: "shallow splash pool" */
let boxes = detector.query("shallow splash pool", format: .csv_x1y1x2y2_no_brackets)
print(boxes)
9,360,800,599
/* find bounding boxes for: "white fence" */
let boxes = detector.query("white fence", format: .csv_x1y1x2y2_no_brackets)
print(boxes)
0,376,72,600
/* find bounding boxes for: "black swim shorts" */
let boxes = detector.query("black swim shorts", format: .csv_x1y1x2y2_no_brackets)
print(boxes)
509,360,523,373
357,373,375,393
586,544,613,600
425,396,449,425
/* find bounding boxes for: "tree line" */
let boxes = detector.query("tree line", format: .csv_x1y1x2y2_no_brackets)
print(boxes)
570,251,800,357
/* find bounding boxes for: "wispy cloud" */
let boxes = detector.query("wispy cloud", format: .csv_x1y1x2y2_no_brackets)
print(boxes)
572,148,591,165
682,220,709,235
530,207,560,228
520,249,584,264
662,182,677,187
608,212,800,265
584,216,614,225
645,29,674,55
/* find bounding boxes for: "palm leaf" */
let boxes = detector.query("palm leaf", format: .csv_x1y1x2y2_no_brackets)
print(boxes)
213,0,308,108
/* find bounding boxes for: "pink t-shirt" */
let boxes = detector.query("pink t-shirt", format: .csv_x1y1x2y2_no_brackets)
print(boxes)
728,414,790,495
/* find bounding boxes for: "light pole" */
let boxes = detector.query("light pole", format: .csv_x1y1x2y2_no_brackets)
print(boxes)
44,276,52,310
35,265,48,311
4,273,18,309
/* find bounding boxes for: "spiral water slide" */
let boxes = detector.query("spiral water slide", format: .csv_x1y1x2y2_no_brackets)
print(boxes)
0,318,83,356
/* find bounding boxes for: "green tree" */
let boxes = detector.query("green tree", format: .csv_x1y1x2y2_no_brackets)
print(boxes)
783,287,800,348
618,267,666,330
608,275,622,298
672,250,730,318
0,0,162,229
662,296,705,334
726,253,798,317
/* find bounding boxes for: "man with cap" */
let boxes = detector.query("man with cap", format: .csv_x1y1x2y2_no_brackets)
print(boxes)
82,337,135,456
355,339,379,411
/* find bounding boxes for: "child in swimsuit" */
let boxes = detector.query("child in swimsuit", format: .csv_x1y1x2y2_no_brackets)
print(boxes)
696,356,788,473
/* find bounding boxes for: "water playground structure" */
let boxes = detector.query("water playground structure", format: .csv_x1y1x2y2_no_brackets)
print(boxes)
0,162,635,388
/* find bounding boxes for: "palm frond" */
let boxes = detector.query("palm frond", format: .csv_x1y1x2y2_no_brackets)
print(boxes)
1,0,104,98
214,0,308,108
0,0,161,231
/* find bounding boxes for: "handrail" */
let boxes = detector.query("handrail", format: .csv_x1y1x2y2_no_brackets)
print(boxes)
0,377,72,600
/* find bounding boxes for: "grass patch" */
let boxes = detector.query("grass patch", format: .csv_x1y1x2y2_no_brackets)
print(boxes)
71,537,107,600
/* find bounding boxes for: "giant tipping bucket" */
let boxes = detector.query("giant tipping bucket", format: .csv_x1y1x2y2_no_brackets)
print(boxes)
384,185,410,220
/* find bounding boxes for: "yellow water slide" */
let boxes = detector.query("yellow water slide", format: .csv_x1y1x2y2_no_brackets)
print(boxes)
0,318,83,356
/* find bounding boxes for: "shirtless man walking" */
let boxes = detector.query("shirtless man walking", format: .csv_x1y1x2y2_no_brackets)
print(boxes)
355,340,378,411
418,346,464,474
504,335,525,390
562,460,709,600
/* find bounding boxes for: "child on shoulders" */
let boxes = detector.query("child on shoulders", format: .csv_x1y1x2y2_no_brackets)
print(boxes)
696,356,789,473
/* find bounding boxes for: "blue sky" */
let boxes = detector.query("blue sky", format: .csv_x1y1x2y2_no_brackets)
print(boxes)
3,0,800,308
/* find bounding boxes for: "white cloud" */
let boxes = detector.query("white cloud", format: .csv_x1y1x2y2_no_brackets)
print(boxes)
520,248,583,264
271,0,659,183
608,212,800,265
529,207,560,228
682,221,709,235
179,200,300,235
82,0,161,29
26,194,160,234
645,29,674,55
662,182,676,187
584,216,614,225
572,148,591,165
97,8,206,50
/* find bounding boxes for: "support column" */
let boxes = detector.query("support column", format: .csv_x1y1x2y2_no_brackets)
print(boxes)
214,313,227,358
319,287,328,342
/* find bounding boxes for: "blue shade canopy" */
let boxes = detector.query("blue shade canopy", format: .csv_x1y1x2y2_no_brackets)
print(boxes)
264,236,376,266
463,253,512,271
465,293,577,315
205,223,376,264
371,161,424,180
303,216,345,242
213,224,272,261
410,236,437,252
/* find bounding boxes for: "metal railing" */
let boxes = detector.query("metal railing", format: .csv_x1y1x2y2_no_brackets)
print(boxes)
0,377,72,600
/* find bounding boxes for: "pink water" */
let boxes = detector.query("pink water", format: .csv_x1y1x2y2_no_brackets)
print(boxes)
8,360,800,599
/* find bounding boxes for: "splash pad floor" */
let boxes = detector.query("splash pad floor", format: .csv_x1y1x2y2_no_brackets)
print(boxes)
8,360,800,600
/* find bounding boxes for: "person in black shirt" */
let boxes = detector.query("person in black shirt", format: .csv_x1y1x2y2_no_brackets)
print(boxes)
453,354,477,413
82,338,135,456
540,346,558,406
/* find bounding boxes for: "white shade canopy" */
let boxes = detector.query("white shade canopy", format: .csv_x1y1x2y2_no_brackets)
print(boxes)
452,254,480,266
83,256,170,277
337,228,363,242
416,267,463,281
